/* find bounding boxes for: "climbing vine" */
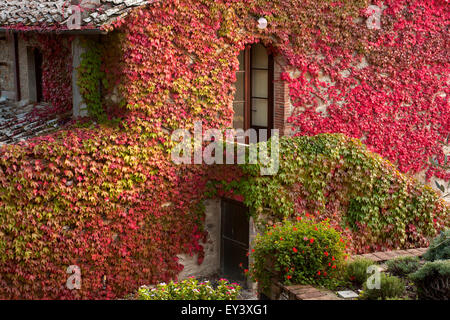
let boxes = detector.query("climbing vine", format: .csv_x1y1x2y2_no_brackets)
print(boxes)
278,0,449,179
216,134,449,254
77,38,106,121
33,34,73,117
0,0,448,300
0,127,209,299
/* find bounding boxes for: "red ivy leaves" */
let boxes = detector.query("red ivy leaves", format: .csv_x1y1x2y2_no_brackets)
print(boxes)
0,0,448,300
281,0,449,180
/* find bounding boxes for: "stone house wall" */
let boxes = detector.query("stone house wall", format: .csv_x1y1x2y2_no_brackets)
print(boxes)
0,32,15,98
18,35,40,103
273,54,293,137
177,198,259,289
0,33,42,102
177,199,222,280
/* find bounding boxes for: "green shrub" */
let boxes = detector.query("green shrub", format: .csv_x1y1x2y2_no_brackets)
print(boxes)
346,258,376,285
409,260,450,300
136,278,241,300
361,274,405,300
382,296,411,300
249,218,348,290
423,229,450,261
386,256,421,277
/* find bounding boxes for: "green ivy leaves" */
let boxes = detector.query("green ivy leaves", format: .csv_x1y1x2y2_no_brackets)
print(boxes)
77,38,107,121
225,134,449,253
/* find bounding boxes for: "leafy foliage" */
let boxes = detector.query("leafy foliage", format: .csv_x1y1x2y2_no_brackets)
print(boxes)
409,260,450,300
77,38,107,121
386,256,421,277
137,278,241,300
422,229,450,261
361,273,405,300
382,296,411,300
25,34,73,118
1,0,448,300
0,127,209,299
230,134,449,253
249,218,348,290
346,258,376,285
282,0,449,180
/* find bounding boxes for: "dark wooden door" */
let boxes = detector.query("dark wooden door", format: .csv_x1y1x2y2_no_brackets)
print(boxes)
34,48,43,103
221,199,249,282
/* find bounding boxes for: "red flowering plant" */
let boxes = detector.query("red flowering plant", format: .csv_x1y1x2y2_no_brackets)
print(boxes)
248,216,348,291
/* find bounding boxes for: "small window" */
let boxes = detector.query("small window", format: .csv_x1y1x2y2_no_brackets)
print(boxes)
232,44,274,134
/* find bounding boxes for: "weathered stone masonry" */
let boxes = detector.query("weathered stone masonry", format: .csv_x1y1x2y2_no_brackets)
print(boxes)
0,32,15,99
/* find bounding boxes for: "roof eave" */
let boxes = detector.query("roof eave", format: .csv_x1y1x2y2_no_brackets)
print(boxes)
0,27,107,35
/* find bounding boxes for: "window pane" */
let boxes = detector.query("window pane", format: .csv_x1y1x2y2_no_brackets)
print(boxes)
233,50,246,129
251,43,268,69
233,102,245,129
238,51,245,71
251,98,268,127
234,71,245,101
251,70,268,98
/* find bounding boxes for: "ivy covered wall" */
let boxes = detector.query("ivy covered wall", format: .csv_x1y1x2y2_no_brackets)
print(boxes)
0,0,448,299
20,34,73,115
213,134,449,254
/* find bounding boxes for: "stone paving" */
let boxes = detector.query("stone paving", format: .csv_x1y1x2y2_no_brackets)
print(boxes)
351,247,428,263
0,98,67,145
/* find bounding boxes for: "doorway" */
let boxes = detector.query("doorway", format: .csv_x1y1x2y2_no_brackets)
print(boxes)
27,46,44,103
220,199,249,282
34,48,43,103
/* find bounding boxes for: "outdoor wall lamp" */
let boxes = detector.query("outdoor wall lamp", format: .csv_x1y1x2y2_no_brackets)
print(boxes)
257,17,268,29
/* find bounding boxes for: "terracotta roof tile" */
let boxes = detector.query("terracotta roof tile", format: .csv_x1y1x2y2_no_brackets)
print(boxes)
0,98,68,145
0,0,149,30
